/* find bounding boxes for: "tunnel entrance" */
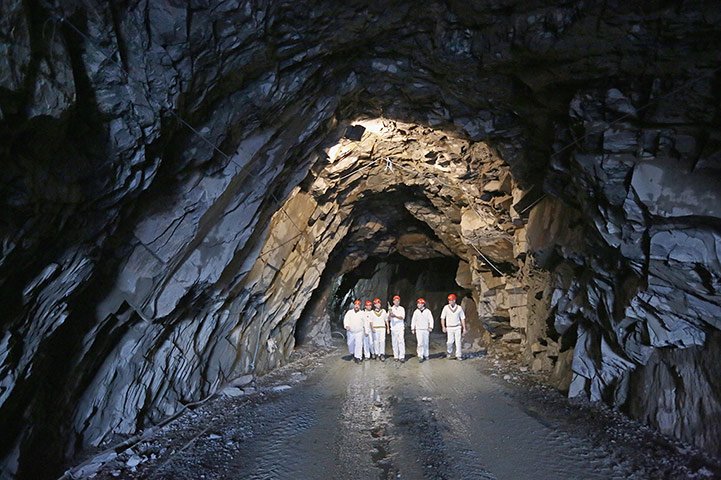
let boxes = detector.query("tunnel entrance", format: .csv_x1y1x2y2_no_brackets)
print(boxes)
331,254,469,327
294,252,470,347
291,118,531,363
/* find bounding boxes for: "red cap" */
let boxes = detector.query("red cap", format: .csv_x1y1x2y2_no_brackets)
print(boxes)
393,295,400,300
354,300,361,305
448,294,457,301
365,300,373,306
417,298,426,304
374,298,381,304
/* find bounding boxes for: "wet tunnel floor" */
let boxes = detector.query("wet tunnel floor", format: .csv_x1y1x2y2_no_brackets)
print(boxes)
93,333,721,480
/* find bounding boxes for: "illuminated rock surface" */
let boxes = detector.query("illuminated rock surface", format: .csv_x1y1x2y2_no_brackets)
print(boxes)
1,1,720,478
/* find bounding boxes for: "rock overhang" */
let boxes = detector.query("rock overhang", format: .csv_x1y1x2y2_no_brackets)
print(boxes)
2,1,721,477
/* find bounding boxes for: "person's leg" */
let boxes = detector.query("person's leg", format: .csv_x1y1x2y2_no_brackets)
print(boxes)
398,331,405,360
392,330,401,359
347,332,354,355
416,330,423,358
454,328,462,358
353,332,363,360
378,331,386,358
447,330,454,357
422,331,429,358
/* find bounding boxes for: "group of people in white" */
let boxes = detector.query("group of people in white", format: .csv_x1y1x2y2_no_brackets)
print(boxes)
342,294,468,363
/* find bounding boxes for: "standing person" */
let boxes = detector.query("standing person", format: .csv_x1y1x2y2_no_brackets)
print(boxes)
411,298,433,363
440,294,467,360
388,295,406,363
370,298,389,361
343,300,367,363
362,300,375,360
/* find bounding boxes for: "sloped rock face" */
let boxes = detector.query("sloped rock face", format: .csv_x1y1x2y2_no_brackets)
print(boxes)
1,0,720,477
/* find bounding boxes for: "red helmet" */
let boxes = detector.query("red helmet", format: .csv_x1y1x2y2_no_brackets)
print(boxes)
373,298,381,304
353,299,361,305
365,300,373,306
393,295,400,300
417,298,426,304
448,294,457,301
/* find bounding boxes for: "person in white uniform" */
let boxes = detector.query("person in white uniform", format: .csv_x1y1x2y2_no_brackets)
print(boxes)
362,300,375,359
440,294,466,360
370,298,389,360
343,300,368,363
388,295,406,362
411,298,433,362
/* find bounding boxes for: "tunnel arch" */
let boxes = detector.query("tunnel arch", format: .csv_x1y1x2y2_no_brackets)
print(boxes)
1,1,721,477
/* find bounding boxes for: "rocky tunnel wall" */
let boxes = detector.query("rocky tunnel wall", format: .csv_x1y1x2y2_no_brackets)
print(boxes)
1,1,720,477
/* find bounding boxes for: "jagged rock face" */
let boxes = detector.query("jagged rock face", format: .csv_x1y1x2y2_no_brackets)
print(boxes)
1,1,720,477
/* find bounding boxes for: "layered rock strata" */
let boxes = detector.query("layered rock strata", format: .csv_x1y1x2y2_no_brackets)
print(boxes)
1,1,720,477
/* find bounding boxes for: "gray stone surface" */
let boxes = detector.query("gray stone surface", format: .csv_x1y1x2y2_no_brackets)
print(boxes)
0,1,720,478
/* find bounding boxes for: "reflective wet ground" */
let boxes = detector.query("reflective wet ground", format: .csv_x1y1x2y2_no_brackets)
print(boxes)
92,333,721,480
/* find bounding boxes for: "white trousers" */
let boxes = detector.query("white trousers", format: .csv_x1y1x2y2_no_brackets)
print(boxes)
446,326,462,357
347,330,364,359
415,330,430,359
363,330,374,358
391,328,405,359
372,328,387,356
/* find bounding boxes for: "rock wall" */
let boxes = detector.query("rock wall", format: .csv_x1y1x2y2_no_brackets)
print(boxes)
1,0,720,477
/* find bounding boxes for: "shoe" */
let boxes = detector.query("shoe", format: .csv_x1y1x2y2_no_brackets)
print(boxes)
354,358,360,364
419,358,424,363
457,355,463,361
380,354,385,361
400,358,405,363
447,354,455,359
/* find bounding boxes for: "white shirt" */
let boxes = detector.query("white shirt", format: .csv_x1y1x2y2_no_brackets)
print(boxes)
388,305,405,331
441,304,465,328
343,309,366,333
411,308,434,331
369,309,388,328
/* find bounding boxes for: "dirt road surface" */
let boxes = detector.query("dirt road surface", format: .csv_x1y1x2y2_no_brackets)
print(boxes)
88,333,720,480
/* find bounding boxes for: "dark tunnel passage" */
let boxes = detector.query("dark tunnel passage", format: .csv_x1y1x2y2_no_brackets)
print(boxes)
1,1,721,478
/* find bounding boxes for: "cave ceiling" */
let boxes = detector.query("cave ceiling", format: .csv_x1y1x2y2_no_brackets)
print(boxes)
2,1,721,477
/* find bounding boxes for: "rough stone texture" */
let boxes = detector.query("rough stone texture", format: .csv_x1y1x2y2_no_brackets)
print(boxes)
1,1,720,478
627,331,721,452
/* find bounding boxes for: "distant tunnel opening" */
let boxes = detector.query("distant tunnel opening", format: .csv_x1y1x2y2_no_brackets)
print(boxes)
294,252,471,347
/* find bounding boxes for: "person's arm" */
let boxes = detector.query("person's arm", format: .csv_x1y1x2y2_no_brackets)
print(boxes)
428,310,434,332
343,312,350,330
440,306,447,332
411,311,417,333
460,307,467,334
